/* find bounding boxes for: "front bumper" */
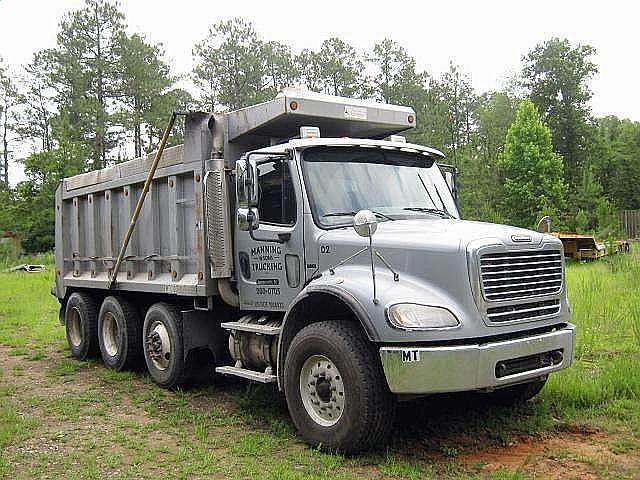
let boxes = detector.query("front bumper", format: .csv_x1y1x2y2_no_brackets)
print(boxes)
379,324,576,394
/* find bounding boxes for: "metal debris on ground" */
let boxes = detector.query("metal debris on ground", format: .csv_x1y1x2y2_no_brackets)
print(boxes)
8,264,46,273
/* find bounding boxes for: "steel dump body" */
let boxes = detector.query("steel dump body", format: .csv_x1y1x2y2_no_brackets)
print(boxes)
53,89,415,301
55,143,211,297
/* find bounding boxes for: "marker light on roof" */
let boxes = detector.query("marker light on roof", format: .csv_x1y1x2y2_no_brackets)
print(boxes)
300,126,320,139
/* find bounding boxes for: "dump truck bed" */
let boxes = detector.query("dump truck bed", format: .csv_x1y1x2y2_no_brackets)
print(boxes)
54,139,215,299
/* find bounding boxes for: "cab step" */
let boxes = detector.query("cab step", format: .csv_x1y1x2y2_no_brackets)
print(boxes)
215,366,277,383
220,321,281,335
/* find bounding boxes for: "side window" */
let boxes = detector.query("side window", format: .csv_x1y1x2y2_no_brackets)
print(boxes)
257,160,296,225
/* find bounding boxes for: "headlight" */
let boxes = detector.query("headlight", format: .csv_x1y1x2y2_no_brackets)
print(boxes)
387,304,460,330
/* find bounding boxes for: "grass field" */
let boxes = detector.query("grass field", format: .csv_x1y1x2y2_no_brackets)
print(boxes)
0,252,639,479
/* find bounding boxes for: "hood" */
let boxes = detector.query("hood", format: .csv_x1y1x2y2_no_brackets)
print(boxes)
318,218,546,254
310,217,567,343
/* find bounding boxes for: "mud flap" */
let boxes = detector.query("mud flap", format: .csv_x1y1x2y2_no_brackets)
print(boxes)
181,310,227,365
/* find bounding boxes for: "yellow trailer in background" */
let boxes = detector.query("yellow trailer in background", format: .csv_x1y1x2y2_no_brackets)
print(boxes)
552,232,630,260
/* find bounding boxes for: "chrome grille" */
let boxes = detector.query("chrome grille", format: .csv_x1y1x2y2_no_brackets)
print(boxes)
486,300,561,323
480,250,562,301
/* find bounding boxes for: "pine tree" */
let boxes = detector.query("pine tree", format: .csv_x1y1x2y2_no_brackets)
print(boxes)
193,18,266,111
522,38,597,185
47,0,126,169
16,52,55,153
116,33,174,158
368,39,427,107
0,58,18,188
498,99,567,228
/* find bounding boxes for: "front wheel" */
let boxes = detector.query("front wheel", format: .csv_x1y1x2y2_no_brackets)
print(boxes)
284,320,395,453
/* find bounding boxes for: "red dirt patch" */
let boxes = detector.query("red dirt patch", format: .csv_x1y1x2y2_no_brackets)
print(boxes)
462,432,640,479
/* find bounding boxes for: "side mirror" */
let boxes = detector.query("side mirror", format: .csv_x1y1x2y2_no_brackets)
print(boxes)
353,210,378,237
439,164,458,201
444,171,455,194
235,158,259,208
237,207,259,232
537,215,552,233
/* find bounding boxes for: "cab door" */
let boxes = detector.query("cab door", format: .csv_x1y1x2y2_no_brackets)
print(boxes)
234,156,304,311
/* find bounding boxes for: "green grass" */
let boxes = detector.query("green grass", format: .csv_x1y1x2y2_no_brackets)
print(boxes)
542,254,640,425
0,262,62,353
0,252,639,479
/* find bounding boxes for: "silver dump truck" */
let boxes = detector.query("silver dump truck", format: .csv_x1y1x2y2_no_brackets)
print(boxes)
53,88,575,452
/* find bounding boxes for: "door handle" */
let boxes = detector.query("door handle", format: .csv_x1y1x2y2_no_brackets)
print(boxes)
239,252,250,279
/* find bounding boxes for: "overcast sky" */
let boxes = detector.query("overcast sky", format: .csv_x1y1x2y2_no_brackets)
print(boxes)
1,0,638,182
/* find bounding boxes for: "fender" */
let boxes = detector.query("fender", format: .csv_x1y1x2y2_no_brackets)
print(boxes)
276,280,381,389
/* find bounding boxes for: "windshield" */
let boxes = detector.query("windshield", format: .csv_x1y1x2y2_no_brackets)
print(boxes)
302,147,459,228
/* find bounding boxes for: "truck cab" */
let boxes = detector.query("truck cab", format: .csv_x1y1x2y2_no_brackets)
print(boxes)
54,88,575,453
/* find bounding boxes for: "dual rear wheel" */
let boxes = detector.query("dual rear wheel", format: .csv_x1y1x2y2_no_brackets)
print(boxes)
65,292,99,360
64,294,188,387
97,296,142,371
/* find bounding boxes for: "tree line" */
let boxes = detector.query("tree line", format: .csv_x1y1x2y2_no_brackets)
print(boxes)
0,0,639,253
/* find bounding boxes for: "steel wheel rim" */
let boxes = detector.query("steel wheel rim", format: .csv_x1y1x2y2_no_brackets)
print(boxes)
68,306,83,347
102,311,120,357
147,320,171,371
299,354,345,427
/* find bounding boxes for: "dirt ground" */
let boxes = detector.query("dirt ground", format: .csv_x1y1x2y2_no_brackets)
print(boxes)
461,432,638,479
1,345,639,479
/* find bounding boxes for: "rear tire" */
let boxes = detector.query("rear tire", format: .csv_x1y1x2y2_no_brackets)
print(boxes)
65,292,99,360
98,296,142,371
284,320,395,453
142,303,187,389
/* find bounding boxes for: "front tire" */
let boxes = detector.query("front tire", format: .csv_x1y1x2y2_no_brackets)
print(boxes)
65,292,99,360
284,320,395,453
142,303,187,389
98,296,142,371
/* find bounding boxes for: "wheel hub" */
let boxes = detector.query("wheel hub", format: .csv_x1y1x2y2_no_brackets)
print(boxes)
315,378,331,402
68,307,82,347
102,311,120,357
299,354,345,427
146,321,171,370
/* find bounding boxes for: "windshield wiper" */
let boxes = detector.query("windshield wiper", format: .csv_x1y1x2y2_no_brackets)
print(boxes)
417,172,452,217
322,210,395,221
402,207,452,218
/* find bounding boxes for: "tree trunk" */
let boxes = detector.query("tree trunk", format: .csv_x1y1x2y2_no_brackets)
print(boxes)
1,103,8,188
95,4,106,170
134,117,141,158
